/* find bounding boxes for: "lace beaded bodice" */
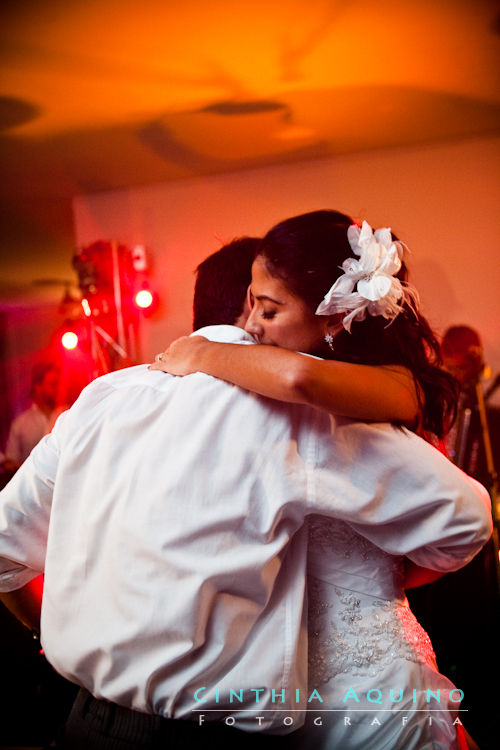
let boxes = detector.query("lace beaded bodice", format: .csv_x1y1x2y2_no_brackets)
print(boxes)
307,515,436,685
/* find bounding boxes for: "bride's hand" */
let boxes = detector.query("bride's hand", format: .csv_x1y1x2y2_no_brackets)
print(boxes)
150,335,209,376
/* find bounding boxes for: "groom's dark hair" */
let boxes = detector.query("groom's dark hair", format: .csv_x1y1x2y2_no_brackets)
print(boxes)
193,237,260,330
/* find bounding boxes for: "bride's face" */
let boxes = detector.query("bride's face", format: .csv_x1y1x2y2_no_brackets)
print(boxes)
245,256,327,353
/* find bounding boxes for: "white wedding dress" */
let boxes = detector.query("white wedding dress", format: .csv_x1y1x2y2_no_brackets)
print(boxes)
293,516,465,750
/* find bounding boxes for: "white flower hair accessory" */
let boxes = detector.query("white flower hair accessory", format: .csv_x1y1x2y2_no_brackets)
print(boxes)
315,220,419,332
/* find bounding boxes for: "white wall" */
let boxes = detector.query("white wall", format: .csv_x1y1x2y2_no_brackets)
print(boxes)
73,135,500,393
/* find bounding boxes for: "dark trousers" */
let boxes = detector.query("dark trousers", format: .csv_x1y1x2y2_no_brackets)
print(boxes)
62,688,294,749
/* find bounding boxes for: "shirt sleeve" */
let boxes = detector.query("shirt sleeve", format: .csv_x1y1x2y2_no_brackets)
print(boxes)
310,418,493,572
0,412,65,591
0,376,122,592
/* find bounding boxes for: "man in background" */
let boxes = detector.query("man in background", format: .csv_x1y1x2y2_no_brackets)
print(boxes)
3,361,60,472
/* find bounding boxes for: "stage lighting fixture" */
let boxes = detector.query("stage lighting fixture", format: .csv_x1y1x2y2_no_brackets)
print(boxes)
61,331,79,350
135,289,154,309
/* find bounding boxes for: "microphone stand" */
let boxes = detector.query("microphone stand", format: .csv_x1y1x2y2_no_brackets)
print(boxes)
451,369,500,596
474,379,500,597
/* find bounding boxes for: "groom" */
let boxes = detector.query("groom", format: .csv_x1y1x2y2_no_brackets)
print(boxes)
0,238,491,749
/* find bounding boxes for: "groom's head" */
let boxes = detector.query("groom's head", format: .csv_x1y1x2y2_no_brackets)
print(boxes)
193,237,260,331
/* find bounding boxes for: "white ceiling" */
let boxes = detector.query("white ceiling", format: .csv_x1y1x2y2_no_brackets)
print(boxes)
1,0,500,296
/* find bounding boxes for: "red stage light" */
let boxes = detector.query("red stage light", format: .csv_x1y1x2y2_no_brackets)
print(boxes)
135,289,154,309
61,331,79,350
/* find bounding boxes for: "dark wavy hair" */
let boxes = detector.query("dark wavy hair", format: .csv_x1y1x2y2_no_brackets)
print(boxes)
258,210,459,438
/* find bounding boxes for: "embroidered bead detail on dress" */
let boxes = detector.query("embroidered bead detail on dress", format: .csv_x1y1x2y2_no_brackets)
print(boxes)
308,578,436,684
396,603,436,665
308,515,396,563
306,517,436,685
335,588,363,624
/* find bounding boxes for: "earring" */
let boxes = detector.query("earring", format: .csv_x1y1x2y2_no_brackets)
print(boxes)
324,333,335,351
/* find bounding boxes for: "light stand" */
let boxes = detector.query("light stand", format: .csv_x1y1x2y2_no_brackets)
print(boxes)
475,380,500,596
73,240,144,380
453,374,500,596
87,319,129,378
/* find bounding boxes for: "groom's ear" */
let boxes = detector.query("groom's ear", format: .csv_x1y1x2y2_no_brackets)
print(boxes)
246,285,254,310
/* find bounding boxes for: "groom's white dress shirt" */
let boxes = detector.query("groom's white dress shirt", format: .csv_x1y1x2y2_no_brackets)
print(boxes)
0,325,492,733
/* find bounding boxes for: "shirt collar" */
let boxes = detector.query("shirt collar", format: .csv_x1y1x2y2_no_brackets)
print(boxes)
191,325,257,345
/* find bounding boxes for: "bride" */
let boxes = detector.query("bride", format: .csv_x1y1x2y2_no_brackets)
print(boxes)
151,210,474,749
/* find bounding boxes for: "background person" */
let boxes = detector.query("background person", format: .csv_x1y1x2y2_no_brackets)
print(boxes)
441,325,489,473
3,361,61,473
